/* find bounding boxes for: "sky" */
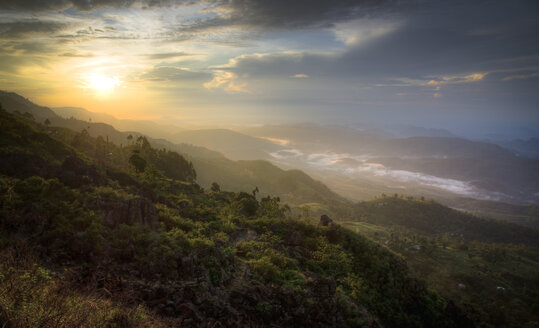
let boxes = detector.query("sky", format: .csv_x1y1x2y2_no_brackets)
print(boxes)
0,0,538,138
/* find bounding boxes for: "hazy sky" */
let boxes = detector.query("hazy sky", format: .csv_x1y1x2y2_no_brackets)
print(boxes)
0,0,538,137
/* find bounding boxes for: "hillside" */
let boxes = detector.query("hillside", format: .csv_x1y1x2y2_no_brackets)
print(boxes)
346,197,539,326
192,157,352,217
0,108,472,327
171,129,283,160
353,197,539,247
368,156,539,203
2,93,539,327
241,124,539,205
0,91,348,215
52,106,184,140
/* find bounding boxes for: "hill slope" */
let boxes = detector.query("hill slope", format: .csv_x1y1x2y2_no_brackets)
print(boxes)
0,108,470,327
171,129,283,160
353,197,539,247
0,91,348,215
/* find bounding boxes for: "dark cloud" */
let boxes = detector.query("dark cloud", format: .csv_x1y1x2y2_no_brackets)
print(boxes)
0,0,137,11
0,0,196,11
222,1,539,80
210,0,395,29
0,0,396,29
144,52,193,60
139,66,211,82
162,0,399,34
0,20,69,38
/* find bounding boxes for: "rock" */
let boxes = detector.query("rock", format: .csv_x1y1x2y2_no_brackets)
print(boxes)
319,214,333,226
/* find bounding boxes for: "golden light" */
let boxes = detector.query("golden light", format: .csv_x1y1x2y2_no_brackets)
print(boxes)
85,73,120,92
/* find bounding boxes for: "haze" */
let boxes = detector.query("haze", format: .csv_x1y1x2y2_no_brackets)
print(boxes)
1,0,538,139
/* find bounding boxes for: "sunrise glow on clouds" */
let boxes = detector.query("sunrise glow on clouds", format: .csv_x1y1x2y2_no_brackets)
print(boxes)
0,0,537,135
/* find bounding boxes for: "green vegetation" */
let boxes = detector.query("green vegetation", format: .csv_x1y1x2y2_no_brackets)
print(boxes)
0,108,469,327
344,197,539,327
1,105,538,327
353,196,539,247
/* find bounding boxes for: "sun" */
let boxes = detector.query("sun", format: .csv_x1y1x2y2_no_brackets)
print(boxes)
85,74,119,92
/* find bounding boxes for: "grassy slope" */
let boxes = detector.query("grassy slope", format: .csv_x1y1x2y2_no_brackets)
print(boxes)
353,197,539,247
342,221,539,327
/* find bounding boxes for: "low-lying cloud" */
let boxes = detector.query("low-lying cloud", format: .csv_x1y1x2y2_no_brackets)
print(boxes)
269,147,505,201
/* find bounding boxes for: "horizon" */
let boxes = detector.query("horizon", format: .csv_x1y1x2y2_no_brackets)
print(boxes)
0,1,538,139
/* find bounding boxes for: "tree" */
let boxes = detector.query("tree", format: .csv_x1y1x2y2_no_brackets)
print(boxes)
127,134,133,145
129,152,147,173
44,118,51,126
211,182,221,193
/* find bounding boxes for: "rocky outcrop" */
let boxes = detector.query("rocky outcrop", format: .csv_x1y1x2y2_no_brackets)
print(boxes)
92,197,159,227
319,214,333,226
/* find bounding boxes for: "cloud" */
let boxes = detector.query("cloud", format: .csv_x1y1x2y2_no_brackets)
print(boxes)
143,52,194,60
0,0,139,11
425,73,486,87
291,74,309,78
333,18,401,46
208,0,388,29
502,72,539,81
203,70,250,94
0,20,69,38
59,52,95,57
139,66,211,82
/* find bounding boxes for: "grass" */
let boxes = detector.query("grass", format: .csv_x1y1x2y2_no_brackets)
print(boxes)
0,243,163,328
341,220,539,327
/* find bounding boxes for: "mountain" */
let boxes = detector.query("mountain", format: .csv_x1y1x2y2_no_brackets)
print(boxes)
368,155,539,203
345,197,539,327
353,197,539,247
52,106,184,140
241,124,539,204
499,138,539,158
239,124,514,158
0,90,58,119
192,157,351,217
2,92,539,326
171,129,283,160
0,91,347,215
386,125,457,138
0,108,471,327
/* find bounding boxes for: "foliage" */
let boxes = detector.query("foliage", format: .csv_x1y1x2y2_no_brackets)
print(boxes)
2,109,536,327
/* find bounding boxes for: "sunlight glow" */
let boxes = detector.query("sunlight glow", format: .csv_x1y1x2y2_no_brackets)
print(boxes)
85,74,120,92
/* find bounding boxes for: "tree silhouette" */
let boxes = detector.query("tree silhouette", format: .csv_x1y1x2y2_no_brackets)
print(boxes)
129,151,147,173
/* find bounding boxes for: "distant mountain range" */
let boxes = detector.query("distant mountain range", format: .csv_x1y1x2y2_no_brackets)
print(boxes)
0,90,347,214
1,90,538,219
240,124,539,204
53,106,184,140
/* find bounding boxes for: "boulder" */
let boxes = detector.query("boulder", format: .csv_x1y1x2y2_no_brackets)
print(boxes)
319,214,333,226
